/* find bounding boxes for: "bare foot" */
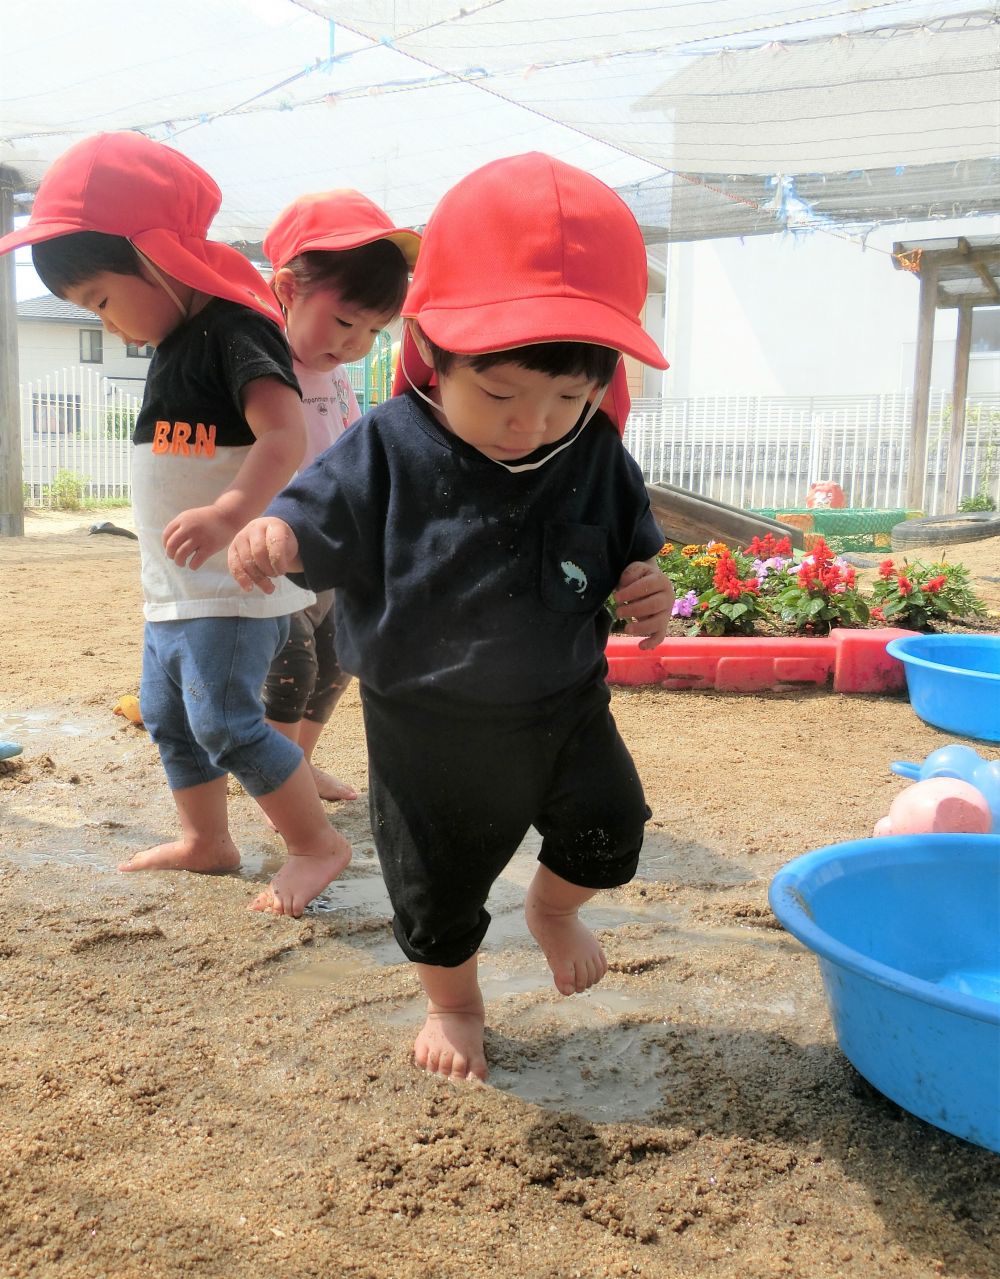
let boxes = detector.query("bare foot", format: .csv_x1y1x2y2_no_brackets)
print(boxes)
525,888,608,996
414,1007,487,1082
310,762,357,803
249,832,351,917
119,839,241,874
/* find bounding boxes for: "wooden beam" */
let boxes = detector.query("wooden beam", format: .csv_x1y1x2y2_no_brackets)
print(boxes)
974,262,1000,302
933,294,1000,310
906,261,938,512
944,303,973,512
892,242,1000,272
0,168,24,537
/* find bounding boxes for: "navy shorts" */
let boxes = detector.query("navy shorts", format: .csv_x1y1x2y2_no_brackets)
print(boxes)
361,678,650,967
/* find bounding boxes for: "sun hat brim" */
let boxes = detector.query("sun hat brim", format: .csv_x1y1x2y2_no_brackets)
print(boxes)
410,294,668,371
278,228,421,270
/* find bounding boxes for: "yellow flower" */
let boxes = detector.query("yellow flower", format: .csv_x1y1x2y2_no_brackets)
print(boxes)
659,542,674,556
707,541,729,555
681,544,701,557
693,555,716,568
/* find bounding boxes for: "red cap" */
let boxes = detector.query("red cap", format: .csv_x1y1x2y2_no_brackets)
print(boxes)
264,189,420,273
392,152,667,432
0,131,282,325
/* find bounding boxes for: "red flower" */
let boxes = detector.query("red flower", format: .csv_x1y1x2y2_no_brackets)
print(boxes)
714,550,760,600
897,574,913,596
878,559,896,579
925,575,947,593
871,606,886,622
745,533,793,559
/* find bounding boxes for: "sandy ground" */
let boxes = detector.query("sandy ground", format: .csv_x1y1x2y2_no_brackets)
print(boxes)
1,508,998,1279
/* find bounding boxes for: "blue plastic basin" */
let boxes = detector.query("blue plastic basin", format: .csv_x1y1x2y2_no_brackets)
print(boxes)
769,834,1000,1152
886,633,1000,742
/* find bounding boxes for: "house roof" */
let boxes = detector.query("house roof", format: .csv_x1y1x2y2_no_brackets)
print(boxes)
17,295,98,325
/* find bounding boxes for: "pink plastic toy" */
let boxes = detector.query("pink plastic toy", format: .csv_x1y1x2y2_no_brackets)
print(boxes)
874,777,993,838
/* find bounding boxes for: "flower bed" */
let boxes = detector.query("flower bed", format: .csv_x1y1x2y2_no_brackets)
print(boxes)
653,534,987,638
605,534,992,694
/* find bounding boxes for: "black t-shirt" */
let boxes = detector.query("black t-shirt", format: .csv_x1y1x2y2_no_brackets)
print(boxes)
267,392,663,705
131,297,308,620
134,297,298,447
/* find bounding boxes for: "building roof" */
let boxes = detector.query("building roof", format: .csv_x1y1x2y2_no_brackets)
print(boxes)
17,294,97,325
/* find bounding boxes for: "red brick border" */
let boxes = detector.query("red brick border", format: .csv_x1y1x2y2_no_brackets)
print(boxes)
606,628,915,694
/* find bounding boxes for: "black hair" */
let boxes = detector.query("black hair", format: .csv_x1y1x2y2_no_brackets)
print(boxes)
281,239,409,316
421,334,619,386
31,231,143,297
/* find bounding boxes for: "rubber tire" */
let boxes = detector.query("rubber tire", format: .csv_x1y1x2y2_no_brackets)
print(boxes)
890,510,1000,550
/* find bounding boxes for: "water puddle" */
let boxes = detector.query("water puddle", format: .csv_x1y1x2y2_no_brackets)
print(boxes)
0,710,91,739
308,871,393,917
491,1016,669,1123
8,846,113,873
277,954,382,989
638,833,758,887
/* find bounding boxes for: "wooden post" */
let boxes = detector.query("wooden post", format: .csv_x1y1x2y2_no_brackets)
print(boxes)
0,168,24,537
944,302,973,513
906,262,938,513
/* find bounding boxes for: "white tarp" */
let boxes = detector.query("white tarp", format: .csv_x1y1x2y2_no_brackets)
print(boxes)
1,0,998,242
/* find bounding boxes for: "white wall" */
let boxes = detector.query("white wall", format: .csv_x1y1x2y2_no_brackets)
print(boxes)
17,319,151,392
663,215,1000,399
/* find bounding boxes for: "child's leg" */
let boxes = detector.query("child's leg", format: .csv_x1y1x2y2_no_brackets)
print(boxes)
413,955,487,1081
250,759,351,916
132,621,242,873
262,596,355,802
298,716,356,803
141,616,350,913
361,686,539,1081
530,682,649,995
119,775,240,873
524,864,608,995
299,598,355,801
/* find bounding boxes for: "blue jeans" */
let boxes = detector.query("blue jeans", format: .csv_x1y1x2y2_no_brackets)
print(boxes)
140,616,302,797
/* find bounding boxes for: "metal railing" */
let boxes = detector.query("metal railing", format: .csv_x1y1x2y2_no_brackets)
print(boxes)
20,366,139,505
624,391,1000,515
18,372,1000,516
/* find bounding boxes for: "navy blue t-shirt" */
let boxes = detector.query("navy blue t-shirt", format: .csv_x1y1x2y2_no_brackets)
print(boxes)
267,392,662,705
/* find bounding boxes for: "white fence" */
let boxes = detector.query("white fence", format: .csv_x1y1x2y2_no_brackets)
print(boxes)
17,370,1000,516
624,391,1000,515
20,367,140,504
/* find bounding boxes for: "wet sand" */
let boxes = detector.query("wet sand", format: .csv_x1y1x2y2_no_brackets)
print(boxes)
1,510,998,1279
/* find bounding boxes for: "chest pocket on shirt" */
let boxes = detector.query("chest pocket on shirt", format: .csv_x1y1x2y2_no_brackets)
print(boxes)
541,522,611,614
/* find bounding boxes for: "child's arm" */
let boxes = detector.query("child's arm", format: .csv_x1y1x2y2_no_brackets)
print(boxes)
228,517,302,595
613,559,674,650
162,377,306,570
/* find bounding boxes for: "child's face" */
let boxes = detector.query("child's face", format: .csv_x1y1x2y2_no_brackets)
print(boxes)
429,358,598,463
276,275,396,372
63,266,184,348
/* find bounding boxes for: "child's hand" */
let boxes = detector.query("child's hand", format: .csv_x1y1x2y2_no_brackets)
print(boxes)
228,518,301,594
163,505,238,570
613,559,674,649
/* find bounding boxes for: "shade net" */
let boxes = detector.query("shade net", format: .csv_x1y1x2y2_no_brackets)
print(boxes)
0,0,997,242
